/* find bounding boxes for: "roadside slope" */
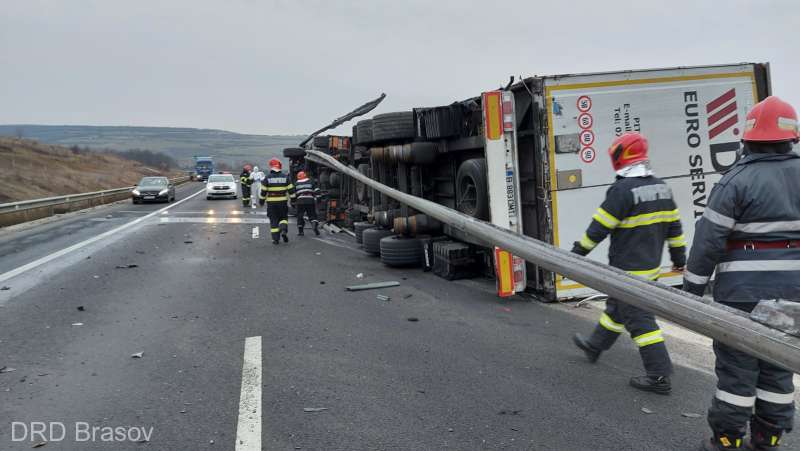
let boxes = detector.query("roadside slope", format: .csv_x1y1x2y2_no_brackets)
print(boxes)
0,137,180,203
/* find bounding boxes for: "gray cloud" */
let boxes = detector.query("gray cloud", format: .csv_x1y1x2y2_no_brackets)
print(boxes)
1,0,797,135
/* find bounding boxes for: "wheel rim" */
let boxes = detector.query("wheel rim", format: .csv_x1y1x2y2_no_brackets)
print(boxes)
457,176,478,216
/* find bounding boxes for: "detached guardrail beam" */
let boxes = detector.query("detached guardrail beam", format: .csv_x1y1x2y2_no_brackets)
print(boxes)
306,149,800,374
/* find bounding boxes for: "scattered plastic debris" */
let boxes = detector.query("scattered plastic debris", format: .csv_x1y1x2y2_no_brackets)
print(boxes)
92,275,100,279
0,366,17,373
77,306,85,311
376,294,391,302
315,252,322,256
0,286,10,291
682,412,702,418
131,352,144,359
319,281,326,285
32,441,48,448
346,281,400,291
641,407,654,414
184,241,193,244
356,273,364,279
115,264,138,269
71,323,83,327
407,317,419,322
498,410,522,416
303,407,328,413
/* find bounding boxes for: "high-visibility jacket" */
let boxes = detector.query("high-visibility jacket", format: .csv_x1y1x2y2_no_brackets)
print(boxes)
684,152,800,302
240,171,253,187
259,170,295,203
294,177,320,204
573,175,686,279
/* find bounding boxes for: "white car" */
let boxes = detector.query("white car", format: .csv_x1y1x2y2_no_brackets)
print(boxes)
205,174,237,200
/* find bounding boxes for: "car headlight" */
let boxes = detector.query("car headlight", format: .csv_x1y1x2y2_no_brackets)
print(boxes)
159,189,168,195
132,189,140,196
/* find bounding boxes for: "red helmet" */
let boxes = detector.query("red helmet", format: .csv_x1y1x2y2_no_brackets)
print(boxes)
268,158,282,171
742,96,799,143
608,132,649,171
243,164,252,172
296,171,308,180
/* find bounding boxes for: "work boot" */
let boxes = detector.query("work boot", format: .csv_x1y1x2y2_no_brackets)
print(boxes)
749,415,783,450
313,221,320,236
298,227,304,236
629,375,671,395
282,231,289,243
272,239,279,245
573,333,600,363
700,431,747,450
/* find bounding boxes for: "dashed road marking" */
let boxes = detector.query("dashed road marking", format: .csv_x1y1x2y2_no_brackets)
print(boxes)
235,336,262,451
0,188,206,285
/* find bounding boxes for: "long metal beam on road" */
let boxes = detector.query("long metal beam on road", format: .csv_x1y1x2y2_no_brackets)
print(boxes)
306,149,800,374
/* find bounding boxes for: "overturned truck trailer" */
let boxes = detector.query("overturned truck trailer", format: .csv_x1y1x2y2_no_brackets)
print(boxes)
288,63,771,302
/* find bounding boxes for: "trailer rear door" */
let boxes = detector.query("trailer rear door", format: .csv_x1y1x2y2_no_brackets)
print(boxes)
541,63,769,299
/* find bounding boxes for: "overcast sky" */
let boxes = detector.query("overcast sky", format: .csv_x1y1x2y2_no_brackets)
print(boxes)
1,0,797,135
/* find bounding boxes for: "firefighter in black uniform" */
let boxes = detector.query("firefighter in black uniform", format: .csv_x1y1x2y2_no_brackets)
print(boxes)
259,158,295,244
239,164,253,208
685,96,800,451
294,171,320,236
572,132,687,394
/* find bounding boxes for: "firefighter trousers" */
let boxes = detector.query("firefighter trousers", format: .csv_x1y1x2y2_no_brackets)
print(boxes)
241,186,251,207
295,201,318,230
587,297,672,377
709,302,795,434
266,202,289,241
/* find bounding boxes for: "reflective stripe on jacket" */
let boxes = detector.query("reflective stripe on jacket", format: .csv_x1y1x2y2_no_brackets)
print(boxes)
684,152,800,302
259,171,296,203
574,175,686,275
294,178,320,204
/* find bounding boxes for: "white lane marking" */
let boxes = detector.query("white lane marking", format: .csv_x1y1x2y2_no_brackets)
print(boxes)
236,336,262,451
311,237,362,254
0,188,206,285
159,217,269,224
252,226,259,239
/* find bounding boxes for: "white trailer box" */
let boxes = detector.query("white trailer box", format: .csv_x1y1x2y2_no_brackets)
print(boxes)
535,64,769,299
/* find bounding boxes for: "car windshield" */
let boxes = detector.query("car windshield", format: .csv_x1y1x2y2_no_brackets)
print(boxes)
138,177,167,186
208,175,234,183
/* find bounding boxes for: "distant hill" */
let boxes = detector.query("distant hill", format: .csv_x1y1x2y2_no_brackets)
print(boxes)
0,137,183,203
0,125,305,169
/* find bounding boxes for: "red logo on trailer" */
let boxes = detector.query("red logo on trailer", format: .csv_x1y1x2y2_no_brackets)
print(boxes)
577,96,592,112
580,147,596,163
579,129,595,146
578,113,593,129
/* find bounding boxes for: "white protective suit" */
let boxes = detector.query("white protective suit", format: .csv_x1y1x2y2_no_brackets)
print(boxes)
250,166,266,208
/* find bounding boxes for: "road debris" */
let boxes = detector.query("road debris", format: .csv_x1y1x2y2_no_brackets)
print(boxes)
0,286,10,291
682,412,702,418
71,322,84,326
184,240,193,244
346,281,400,291
315,252,322,256
641,407,654,414
0,366,17,373
303,407,328,413
92,275,100,279
376,294,391,302
115,264,139,269
498,410,522,416
407,317,419,322
76,306,85,311
131,352,144,359
32,441,47,448
403,294,413,299
319,281,326,285
356,273,364,279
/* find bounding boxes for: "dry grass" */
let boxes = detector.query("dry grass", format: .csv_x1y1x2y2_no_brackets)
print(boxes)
0,138,182,203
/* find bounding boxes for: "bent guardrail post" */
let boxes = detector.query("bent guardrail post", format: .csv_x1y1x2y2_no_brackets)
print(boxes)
306,149,800,374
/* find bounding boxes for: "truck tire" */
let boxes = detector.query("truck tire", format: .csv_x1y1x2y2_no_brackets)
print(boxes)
313,135,329,150
354,221,376,244
372,112,415,143
456,158,489,220
356,164,370,202
319,171,330,189
356,120,374,145
283,147,306,158
362,228,393,256
329,172,341,188
380,235,424,267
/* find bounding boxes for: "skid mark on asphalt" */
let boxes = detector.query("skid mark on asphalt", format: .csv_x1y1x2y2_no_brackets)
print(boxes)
0,188,206,286
236,336,262,451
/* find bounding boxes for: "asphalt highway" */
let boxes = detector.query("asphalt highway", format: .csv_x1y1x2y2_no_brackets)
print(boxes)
0,182,797,450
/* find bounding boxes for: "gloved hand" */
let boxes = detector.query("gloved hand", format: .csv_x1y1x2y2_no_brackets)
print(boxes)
571,242,590,257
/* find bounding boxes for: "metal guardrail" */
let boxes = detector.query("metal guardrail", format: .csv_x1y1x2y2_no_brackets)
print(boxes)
0,176,192,226
306,149,800,374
